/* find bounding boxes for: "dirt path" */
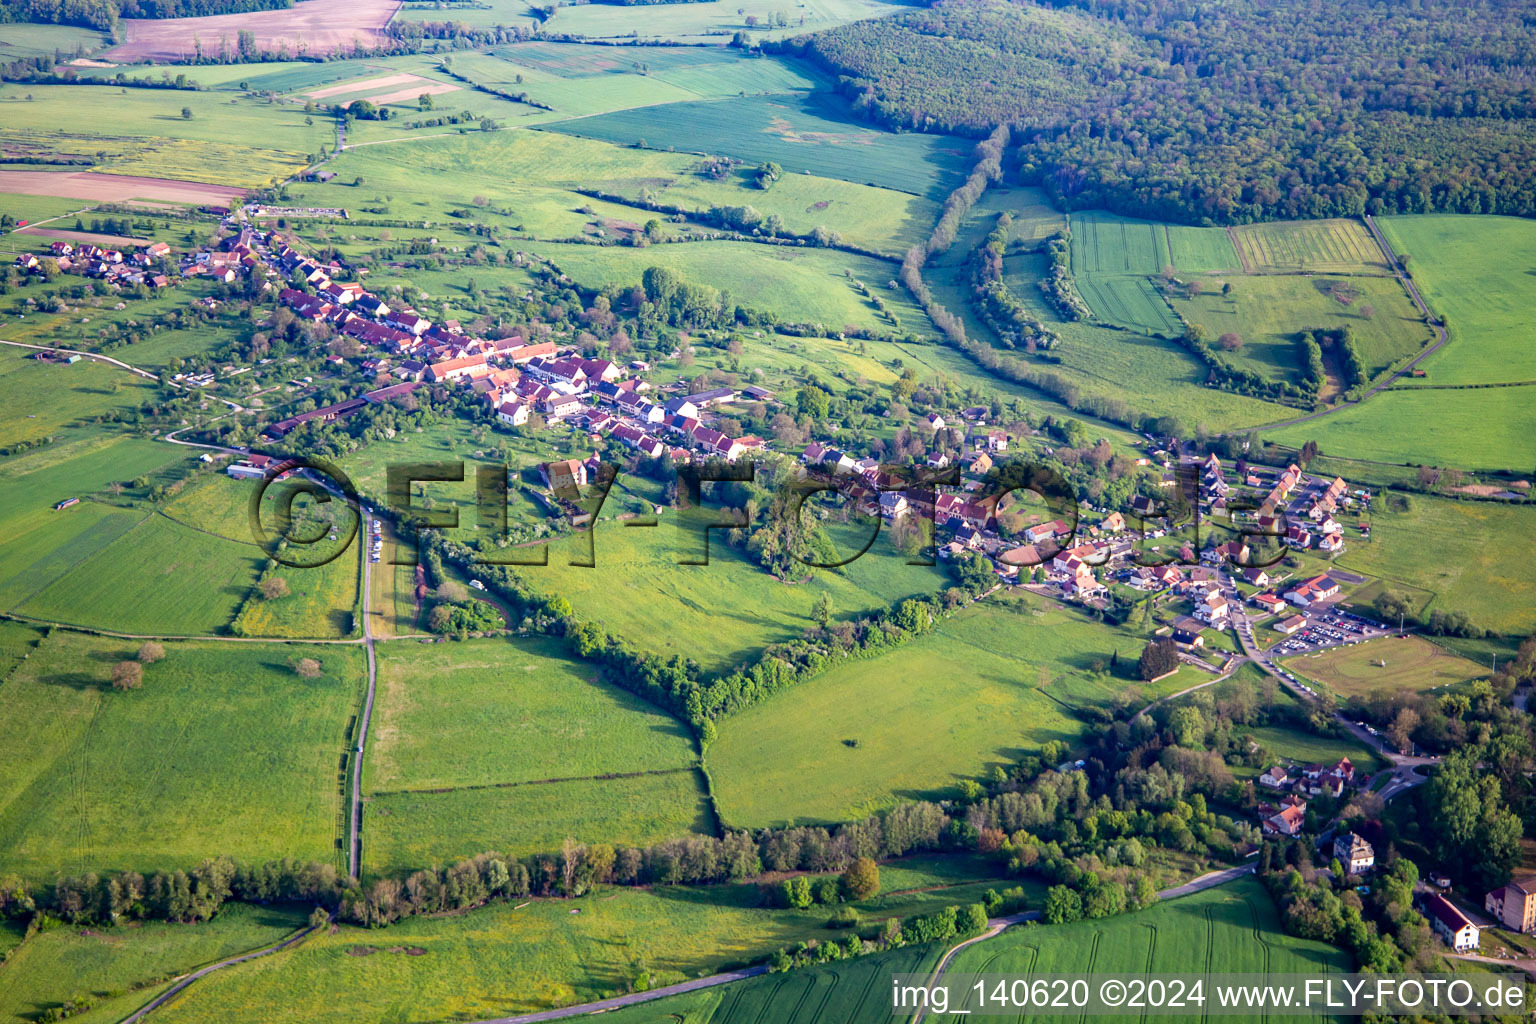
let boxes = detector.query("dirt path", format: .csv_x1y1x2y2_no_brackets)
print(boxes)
120,920,323,1023
350,504,377,880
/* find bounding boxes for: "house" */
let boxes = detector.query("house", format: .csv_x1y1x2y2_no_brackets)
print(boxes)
1275,614,1307,635
542,393,585,420
1333,832,1375,874
1242,567,1271,587
427,354,488,383
1259,766,1290,789
1065,568,1106,600
878,492,909,519
663,397,700,420
924,412,946,431
1420,894,1479,952
540,459,587,492
385,311,432,336
984,429,1008,452
1261,801,1307,836
1287,574,1340,607
1024,520,1070,544
1173,627,1205,648
1101,511,1126,533
1195,591,1230,626
226,454,274,480
496,400,529,427
1253,593,1287,615
1485,878,1536,934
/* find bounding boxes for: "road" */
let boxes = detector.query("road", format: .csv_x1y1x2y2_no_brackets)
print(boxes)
1257,214,1448,431
909,863,1257,1023
0,337,162,381
348,508,378,880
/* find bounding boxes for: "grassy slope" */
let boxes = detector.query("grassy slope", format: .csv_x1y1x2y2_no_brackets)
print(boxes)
0,633,360,881
710,593,1202,827
1281,634,1486,698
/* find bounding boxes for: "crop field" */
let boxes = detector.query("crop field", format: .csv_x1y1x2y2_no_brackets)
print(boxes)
0,633,360,881
1330,494,1536,636
393,0,544,28
367,637,696,791
531,239,929,333
105,0,398,63
1170,274,1432,384
598,943,944,1024
1069,212,1239,276
493,41,820,90
1283,634,1486,699
1228,218,1386,273
147,875,962,1024
0,169,243,207
929,879,1349,1023
0,902,307,1024
1074,273,1182,335
1380,215,1536,385
542,92,970,200
364,768,712,870
710,593,1202,827
14,513,264,635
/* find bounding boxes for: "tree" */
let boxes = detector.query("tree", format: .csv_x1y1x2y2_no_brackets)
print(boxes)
812,593,832,628
294,658,322,679
137,641,165,664
796,385,830,420
259,577,290,600
1138,638,1179,681
1299,440,1320,466
840,857,880,900
111,660,143,691
418,93,434,111
1043,885,1083,924
180,106,193,120
1218,332,1243,351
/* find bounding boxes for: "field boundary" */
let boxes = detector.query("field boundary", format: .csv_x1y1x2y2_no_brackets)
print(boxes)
369,764,698,798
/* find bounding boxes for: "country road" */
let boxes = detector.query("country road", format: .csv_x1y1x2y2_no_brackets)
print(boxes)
119,920,322,1024
349,507,377,880
1251,213,1449,432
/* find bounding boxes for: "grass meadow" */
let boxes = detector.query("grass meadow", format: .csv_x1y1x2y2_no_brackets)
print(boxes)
709,593,1203,827
929,879,1350,1023
1170,273,1432,384
0,903,306,1024
0,22,109,61
0,633,360,881
1330,493,1536,635
542,92,969,200
531,239,928,333
367,637,697,793
1282,634,1486,699
1381,214,1536,385
1239,725,1390,776
364,770,713,871
532,0,913,43
14,512,263,635
518,521,945,677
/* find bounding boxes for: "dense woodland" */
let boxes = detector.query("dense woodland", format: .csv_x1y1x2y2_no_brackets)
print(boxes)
0,0,291,31
786,0,1536,224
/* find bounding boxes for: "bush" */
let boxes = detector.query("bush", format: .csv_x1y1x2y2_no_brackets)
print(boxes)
110,661,143,691
137,641,165,664
259,578,290,600
840,857,880,900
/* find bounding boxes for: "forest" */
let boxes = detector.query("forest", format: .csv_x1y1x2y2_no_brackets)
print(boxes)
786,0,1536,224
0,0,291,30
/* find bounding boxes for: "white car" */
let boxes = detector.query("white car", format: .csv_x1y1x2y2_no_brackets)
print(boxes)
469,580,486,591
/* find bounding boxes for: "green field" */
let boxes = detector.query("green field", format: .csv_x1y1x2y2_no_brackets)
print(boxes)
0,82,330,187
14,512,263,635
1070,211,1239,276
1381,215,1536,385
1229,219,1387,273
0,903,307,1024
543,92,969,200
710,593,1203,827
531,239,928,333
1170,274,1433,385
594,943,944,1024
1240,725,1389,777
361,636,712,869
146,865,986,1024
0,633,360,881
365,769,713,870
1329,494,1536,636
514,518,945,677
1283,634,1486,698
368,637,697,791
530,0,913,42
0,22,110,62
929,879,1350,1023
